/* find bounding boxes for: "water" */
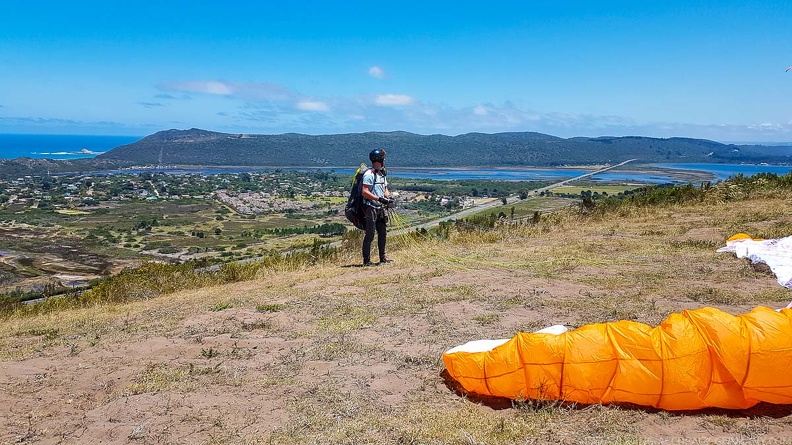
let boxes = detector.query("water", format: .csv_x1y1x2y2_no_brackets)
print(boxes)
279,164,792,184
100,163,792,185
0,134,141,159
288,167,597,182
378,167,592,181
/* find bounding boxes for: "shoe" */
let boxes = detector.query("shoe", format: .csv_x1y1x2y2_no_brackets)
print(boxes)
379,258,394,264
363,261,377,267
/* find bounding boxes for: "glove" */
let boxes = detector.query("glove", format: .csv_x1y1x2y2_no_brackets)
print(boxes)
378,196,393,207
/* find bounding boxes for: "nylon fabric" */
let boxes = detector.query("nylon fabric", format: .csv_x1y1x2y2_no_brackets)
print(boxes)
718,233,792,289
443,306,792,410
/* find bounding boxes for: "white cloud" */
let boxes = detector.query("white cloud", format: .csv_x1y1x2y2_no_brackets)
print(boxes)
369,66,385,79
375,94,416,106
296,101,329,112
750,122,783,130
473,105,488,116
157,81,295,102
158,80,233,95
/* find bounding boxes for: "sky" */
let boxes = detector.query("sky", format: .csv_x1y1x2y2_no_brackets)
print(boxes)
1,1,792,143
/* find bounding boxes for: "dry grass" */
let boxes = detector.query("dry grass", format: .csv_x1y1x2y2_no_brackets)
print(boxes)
2,182,792,444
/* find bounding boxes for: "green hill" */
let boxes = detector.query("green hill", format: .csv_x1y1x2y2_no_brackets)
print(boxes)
95,128,792,167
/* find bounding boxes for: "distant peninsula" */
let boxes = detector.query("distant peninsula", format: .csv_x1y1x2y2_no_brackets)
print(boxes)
1,128,791,178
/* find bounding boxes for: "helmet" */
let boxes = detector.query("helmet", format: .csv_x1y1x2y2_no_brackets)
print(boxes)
369,149,386,163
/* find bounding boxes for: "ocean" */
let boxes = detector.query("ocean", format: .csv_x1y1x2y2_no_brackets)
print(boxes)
0,134,141,160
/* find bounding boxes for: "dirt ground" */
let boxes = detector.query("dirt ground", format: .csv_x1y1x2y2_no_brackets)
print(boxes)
2,197,792,444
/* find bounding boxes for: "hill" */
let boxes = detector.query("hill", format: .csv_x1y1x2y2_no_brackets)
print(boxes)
2,174,792,443
2,129,791,178
95,128,792,167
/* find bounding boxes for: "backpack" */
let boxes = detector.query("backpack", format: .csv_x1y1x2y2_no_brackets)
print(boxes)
344,163,369,230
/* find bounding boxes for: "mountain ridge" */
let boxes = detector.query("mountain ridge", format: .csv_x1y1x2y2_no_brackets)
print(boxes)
95,128,792,167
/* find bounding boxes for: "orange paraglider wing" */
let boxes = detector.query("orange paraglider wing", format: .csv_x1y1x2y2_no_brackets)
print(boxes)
443,306,792,410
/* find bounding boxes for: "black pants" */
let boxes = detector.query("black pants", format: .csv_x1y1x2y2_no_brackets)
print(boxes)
362,206,388,263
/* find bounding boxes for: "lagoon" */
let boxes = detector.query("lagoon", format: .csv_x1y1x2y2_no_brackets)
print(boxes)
104,163,792,185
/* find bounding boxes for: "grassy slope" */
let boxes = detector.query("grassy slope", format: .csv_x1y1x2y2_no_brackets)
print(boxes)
2,179,792,444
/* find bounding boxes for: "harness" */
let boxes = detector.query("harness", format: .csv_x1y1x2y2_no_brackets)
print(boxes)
364,168,387,207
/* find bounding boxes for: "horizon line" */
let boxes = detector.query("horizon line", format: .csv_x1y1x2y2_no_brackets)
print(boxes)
3,129,792,146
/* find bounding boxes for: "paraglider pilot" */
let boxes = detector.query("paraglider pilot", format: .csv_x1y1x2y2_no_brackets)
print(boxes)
361,148,392,266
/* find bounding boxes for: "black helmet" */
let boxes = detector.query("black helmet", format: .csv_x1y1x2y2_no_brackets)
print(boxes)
369,148,386,163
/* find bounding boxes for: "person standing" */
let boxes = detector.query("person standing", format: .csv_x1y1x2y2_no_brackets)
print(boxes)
361,148,393,266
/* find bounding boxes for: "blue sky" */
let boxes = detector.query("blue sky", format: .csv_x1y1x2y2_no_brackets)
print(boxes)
1,1,791,142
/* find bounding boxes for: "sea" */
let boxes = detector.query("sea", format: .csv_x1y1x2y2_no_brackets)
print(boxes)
0,134,141,159
1,134,791,184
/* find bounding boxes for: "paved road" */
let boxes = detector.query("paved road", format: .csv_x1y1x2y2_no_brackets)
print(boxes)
529,159,636,195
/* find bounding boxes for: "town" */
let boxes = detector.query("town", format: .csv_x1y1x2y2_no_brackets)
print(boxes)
0,169,484,214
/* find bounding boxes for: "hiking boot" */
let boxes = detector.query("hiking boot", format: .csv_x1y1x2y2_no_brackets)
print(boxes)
363,261,377,267
379,257,394,264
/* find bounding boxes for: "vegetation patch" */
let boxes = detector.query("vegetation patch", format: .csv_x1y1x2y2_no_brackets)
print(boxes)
256,303,285,312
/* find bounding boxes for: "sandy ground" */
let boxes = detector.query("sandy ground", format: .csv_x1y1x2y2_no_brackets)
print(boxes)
2,197,792,444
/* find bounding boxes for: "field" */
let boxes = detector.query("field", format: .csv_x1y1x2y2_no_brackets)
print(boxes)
501,196,578,219
0,197,353,299
549,184,641,196
2,175,792,444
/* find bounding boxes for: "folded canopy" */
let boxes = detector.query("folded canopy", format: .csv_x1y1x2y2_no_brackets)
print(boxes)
717,233,792,289
443,306,792,410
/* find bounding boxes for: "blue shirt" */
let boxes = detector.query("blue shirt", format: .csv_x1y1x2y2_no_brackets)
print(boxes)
362,168,388,207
